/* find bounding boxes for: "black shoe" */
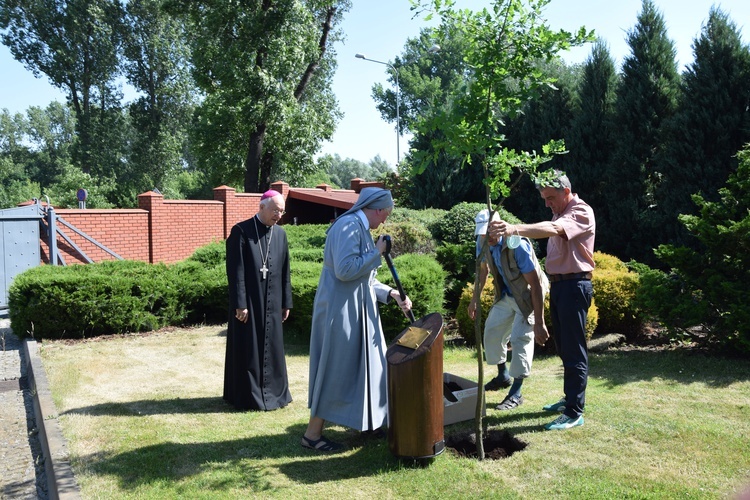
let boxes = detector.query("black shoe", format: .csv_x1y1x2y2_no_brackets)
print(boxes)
361,428,386,439
495,394,524,411
484,375,511,391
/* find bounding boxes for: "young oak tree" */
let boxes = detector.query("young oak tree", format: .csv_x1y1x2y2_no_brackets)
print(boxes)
410,0,592,459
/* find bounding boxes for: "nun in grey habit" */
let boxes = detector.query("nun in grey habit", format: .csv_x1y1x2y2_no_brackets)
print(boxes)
303,187,412,451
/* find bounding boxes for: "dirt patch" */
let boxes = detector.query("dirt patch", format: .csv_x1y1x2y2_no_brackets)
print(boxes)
445,429,527,460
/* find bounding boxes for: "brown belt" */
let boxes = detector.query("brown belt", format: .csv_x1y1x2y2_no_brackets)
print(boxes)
548,272,592,283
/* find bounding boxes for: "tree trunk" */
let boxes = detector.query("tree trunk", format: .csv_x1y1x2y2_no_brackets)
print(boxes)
245,122,266,193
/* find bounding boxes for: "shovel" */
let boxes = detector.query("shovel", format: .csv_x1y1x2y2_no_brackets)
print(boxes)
383,235,416,323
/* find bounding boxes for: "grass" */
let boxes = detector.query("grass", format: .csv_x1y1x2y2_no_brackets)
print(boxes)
39,325,750,499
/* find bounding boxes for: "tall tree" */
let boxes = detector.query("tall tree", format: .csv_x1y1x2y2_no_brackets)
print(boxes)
371,27,484,208
167,0,350,193
24,102,76,188
0,0,125,175
321,153,371,188
502,58,580,225
566,39,619,252
654,144,750,353
606,0,680,264
654,7,750,248
119,0,197,206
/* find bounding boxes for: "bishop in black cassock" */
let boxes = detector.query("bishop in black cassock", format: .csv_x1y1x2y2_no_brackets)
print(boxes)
223,190,293,411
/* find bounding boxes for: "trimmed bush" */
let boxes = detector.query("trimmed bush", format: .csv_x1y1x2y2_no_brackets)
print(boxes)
283,260,323,342
8,261,182,339
284,223,328,250
592,252,643,339
373,221,436,257
433,202,521,245
387,207,446,239
377,253,446,342
434,203,523,312
186,240,226,268
290,248,324,263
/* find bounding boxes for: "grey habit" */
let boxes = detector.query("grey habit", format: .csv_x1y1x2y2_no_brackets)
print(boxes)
307,188,394,431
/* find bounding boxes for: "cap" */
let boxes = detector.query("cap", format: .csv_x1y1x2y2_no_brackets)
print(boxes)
474,209,500,235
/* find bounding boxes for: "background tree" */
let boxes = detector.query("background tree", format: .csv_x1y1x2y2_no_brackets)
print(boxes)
24,102,76,189
566,39,619,252
118,0,198,206
605,0,680,265
167,0,351,193
502,58,580,226
653,7,750,249
0,110,39,208
371,27,485,208
0,0,125,177
320,153,371,188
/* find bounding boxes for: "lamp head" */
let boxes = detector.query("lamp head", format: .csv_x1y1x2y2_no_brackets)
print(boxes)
428,44,441,53
355,53,365,59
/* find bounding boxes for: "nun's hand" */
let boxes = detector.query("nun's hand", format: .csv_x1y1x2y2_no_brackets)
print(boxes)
392,292,412,316
376,235,388,255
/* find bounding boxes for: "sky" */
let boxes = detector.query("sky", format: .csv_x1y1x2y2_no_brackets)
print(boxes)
1,0,749,168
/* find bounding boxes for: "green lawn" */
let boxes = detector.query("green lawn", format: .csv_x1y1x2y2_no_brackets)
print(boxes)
40,325,750,499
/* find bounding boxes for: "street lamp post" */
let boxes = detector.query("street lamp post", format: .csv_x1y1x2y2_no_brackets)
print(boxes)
355,53,401,165
355,45,440,167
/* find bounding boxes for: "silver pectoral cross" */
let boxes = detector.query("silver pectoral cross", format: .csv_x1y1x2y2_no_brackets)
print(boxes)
260,265,268,280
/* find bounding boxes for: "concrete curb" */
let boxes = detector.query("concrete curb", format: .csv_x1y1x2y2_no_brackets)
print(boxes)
24,340,81,500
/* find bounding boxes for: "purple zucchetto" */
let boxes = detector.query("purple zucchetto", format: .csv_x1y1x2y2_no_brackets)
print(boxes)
261,189,282,201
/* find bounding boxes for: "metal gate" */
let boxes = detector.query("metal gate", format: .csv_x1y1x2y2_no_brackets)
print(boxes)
0,205,42,312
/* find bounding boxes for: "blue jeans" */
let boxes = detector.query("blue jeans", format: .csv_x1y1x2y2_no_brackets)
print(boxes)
549,278,593,419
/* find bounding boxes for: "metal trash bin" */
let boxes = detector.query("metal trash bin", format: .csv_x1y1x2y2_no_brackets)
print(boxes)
386,312,445,460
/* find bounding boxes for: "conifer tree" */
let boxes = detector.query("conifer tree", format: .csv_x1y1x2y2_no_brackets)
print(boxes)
502,59,579,226
606,0,680,264
566,40,618,253
653,7,750,248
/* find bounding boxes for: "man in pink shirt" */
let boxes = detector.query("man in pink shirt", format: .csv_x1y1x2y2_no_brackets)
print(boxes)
489,170,595,430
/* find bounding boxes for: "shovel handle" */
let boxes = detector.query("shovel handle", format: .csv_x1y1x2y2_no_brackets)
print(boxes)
383,236,416,323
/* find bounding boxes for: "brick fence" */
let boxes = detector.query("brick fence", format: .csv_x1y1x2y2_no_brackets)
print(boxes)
40,182,291,265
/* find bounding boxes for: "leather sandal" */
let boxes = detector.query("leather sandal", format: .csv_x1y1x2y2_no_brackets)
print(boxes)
301,434,344,452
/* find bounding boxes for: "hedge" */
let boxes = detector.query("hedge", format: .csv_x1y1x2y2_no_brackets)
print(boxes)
8,229,445,341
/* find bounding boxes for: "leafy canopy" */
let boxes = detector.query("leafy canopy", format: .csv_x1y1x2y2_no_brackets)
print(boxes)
410,0,593,200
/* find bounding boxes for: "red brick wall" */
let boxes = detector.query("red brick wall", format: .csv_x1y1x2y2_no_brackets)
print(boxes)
39,183,290,265
40,209,150,264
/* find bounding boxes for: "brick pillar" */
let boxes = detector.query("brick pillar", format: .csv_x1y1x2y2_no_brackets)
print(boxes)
138,190,164,263
270,181,289,199
214,185,236,239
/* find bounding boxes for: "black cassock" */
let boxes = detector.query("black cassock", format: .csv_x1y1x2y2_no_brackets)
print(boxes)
223,216,293,411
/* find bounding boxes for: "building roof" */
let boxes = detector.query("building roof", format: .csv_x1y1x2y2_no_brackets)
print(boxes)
287,187,359,210
285,179,385,210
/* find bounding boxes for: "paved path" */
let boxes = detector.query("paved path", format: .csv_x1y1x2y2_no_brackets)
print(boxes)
0,318,47,499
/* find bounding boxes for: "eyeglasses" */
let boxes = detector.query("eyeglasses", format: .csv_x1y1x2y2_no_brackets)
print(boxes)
271,209,286,216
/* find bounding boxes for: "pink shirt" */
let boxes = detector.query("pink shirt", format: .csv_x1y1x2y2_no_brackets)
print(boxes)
545,194,595,275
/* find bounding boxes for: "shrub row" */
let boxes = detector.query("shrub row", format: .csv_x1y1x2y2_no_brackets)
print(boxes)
9,209,645,344
8,260,226,339
9,236,445,341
